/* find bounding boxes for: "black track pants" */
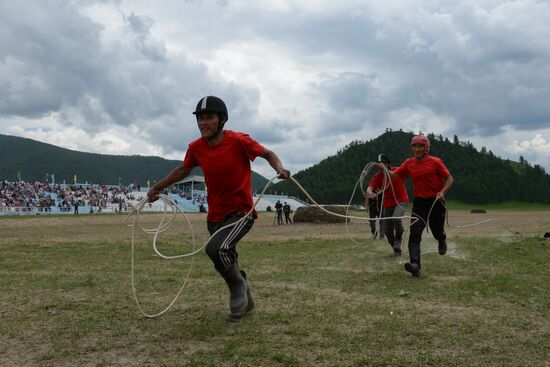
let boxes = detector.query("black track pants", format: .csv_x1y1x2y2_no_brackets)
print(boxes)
408,197,446,267
206,213,254,273
381,203,406,247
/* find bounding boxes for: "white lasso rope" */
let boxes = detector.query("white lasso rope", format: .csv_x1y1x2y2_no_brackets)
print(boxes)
127,175,272,318
372,164,519,241
127,164,519,318
127,170,394,318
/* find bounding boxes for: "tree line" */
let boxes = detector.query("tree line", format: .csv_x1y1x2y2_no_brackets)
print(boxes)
272,130,550,205
0,134,268,190
4,131,549,205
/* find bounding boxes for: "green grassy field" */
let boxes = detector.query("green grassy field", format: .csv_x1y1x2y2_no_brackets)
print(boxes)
443,200,550,211
0,213,548,366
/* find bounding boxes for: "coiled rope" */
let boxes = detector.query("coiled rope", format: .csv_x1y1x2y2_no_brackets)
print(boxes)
127,165,401,318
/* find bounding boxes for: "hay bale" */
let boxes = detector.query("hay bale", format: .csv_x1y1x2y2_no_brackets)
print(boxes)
293,205,348,224
470,208,487,213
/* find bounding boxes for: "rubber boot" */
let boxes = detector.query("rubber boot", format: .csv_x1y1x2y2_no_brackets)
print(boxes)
393,230,403,255
220,264,249,321
241,270,255,313
408,242,421,267
404,262,421,277
405,242,421,276
396,230,404,245
392,240,402,256
438,236,447,255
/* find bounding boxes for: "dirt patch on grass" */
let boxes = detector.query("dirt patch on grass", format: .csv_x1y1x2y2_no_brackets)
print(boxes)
250,209,550,242
1,210,548,246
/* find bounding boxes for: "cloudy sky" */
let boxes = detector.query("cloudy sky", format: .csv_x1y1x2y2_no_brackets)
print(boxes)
2,0,550,178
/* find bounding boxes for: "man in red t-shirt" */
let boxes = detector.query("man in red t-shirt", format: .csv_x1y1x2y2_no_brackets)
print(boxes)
387,135,453,277
147,96,290,320
366,153,408,256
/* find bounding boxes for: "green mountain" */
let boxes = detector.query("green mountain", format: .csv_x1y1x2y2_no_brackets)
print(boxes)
0,134,269,189
272,130,550,205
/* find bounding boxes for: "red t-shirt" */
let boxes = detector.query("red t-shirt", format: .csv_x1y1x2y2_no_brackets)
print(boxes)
394,155,450,198
183,130,266,222
370,167,409,208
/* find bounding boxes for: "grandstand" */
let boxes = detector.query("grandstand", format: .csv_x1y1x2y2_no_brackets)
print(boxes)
256,194,305,212
0,179,307,216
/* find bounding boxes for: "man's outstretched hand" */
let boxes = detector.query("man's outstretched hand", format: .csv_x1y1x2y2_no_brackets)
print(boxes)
147,188,161,202
278,169,291,179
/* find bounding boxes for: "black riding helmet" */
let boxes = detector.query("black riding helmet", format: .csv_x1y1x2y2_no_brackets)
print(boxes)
192,95,228,122
376,153,391,164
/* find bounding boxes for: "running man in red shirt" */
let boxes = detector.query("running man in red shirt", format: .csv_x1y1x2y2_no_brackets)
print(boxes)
386,135,453,277
147,96,290,320
366,153,409,256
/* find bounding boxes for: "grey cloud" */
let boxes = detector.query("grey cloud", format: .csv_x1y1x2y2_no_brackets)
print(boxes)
397,2,550,135
1,0,550,173
0,1,103,116
148,116,196,156
126,12,167,62
320,72,378,111
196,85,289,145
244,120,289,145
232,2,550,137
0,1,214,135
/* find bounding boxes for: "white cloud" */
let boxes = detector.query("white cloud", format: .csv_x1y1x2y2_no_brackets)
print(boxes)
1,0,550,176
511,133,550,156
386,107,457,136
466,126,550,173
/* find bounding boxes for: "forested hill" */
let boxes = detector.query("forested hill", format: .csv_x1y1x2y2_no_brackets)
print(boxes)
0,134,268,189
272,130,550,205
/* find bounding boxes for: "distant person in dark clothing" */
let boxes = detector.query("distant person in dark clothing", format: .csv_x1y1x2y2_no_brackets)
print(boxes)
275,200,283,225
283,202,292,224
366,192,384,239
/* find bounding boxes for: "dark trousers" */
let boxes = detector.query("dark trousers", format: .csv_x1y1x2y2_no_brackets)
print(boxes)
284,213,292,223
408,197,446,268
276,209,283,224
369,208,377,234
368,206,384,236
206,213,254,273
381,203,406,247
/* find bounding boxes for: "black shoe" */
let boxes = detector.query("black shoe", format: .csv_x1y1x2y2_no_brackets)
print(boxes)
438,238,447,255
225,298,254,322
392,240,402,254
404,262,421,277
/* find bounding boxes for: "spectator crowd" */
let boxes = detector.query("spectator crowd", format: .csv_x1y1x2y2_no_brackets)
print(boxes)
0,179,210,215
0,180,137,214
